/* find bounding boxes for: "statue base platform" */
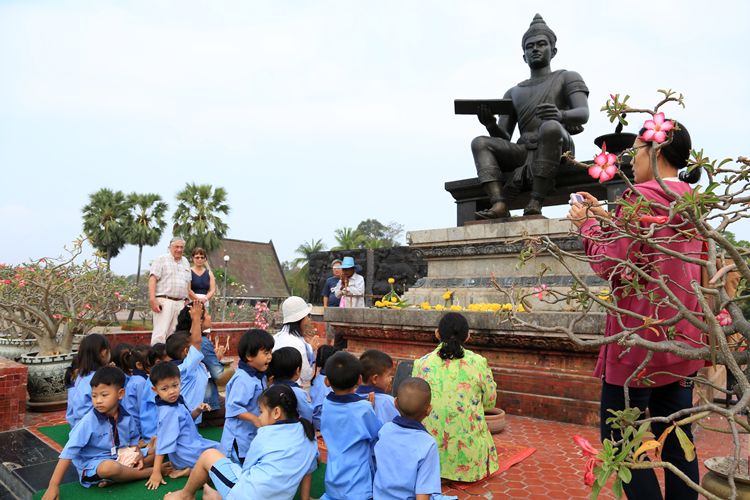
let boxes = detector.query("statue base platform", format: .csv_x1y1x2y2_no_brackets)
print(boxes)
402,217,607,310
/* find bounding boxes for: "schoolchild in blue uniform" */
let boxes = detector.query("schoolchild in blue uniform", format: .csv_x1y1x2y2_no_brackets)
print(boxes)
268,346,314,423
321,351,383,500
146,362,218,491
165,301,210,424
120,345,150,437
43,367,165,500
310,345,337,430
357,350,399,425
164,385,319,500
139,343,167,441
374,377,456,500
220,328,274,464
65,334,111,428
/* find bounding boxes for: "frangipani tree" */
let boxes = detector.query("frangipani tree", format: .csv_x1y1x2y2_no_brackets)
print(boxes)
510,91,750,499
0,239,134,355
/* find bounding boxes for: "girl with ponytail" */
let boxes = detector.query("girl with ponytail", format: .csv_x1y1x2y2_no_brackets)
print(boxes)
411,312,499,482
164,385,318,500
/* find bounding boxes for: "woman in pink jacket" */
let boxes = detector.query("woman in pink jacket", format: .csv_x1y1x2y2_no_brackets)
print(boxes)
569,121,704,500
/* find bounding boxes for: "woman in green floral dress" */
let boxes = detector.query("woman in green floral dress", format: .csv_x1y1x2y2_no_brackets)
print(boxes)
412,312,499,482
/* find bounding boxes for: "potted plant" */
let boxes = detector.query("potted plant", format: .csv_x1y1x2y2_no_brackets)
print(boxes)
0,239,133,407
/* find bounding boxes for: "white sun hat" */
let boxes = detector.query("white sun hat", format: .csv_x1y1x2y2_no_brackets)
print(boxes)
281,296,313,324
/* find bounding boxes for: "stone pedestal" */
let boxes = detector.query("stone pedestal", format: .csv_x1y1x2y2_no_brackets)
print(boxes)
403,218,607,310
324,308,604,425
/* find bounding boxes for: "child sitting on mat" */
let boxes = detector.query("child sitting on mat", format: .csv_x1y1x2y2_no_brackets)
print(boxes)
164,385,319,500
356,349,399,425
268,346,314,423
145,362,219,490
320,351,382,500
310,345,337,431
374,377,457,500
220,329,274,465
65,334,111,428
43,367,166,499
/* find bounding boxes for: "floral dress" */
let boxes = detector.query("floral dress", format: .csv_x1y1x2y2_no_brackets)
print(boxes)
412,346,499,482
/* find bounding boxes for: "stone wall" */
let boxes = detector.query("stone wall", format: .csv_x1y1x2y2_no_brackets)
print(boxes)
308,247,427,306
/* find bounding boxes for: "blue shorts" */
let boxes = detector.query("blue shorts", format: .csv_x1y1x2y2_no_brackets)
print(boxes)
208,458,243,499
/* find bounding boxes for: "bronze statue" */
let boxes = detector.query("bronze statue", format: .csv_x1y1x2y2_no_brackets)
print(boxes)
471,14,589,219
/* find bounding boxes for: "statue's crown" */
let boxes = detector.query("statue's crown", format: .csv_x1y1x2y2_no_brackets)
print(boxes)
522,13,557,48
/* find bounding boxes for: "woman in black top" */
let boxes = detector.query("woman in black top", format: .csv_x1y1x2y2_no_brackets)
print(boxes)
189,247,216,306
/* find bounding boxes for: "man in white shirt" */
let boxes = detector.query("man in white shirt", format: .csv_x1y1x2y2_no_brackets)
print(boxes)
333,256,366,308
148,237,192,345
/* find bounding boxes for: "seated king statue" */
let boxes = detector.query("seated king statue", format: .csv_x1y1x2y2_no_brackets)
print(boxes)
472,14,589,219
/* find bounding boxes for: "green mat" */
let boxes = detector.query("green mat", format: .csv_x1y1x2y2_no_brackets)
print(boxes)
33,424,326,499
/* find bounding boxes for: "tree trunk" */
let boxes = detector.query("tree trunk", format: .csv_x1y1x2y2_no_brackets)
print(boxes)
127,245,144,322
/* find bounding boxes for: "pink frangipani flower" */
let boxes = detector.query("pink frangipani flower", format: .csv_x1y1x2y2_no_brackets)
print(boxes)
717,309,732,326
534,284,549,300
589,142,617,183
573,435,599,457
640,112,674,144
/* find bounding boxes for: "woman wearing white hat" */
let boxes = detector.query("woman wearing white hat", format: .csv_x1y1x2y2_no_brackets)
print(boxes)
272,296,315,385
333,256,365,308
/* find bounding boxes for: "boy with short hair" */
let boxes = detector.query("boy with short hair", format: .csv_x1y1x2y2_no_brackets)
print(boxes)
357,349,399,425
220,328,275,465
146,362,219,490
165,301,210,424
268,346,314,422
311,345,337,430
43,367,162,499
374,377,454,500
320,351,382,500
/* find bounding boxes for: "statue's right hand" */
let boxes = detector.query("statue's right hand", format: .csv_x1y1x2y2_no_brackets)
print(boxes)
477,104,496,127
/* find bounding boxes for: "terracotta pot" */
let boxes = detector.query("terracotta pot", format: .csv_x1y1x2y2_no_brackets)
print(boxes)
485,407,506,434
702,457,750,499
19,351,75,411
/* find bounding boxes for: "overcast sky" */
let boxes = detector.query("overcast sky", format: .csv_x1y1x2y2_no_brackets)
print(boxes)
2,0,749,275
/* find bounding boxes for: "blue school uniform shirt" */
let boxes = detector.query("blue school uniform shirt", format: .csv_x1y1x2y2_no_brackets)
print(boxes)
154,396,219,469
220,361,265,461
59,404,140,487
175,345,209,424
310,373,332,431
139,378,157,440
274,380,314,423
66,371,96,427
373,417,442,500
122,371,148,436
356,385,400,425
320,393,382,500
229,420,319,500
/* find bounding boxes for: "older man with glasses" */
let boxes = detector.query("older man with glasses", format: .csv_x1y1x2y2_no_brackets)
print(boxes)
148,237,192,345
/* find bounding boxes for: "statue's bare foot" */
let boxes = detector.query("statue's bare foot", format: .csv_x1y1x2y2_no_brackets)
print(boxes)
476,202,510,219
202,484,222,500
168,467,191,479
523,199,543,216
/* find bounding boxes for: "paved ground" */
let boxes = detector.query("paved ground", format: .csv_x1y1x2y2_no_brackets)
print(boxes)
25,407,743,499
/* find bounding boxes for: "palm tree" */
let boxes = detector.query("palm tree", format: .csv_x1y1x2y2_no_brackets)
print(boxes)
333,227,366,250
82,188,132,269
292,239,326,269
125,193,168,320
172,183,230,252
